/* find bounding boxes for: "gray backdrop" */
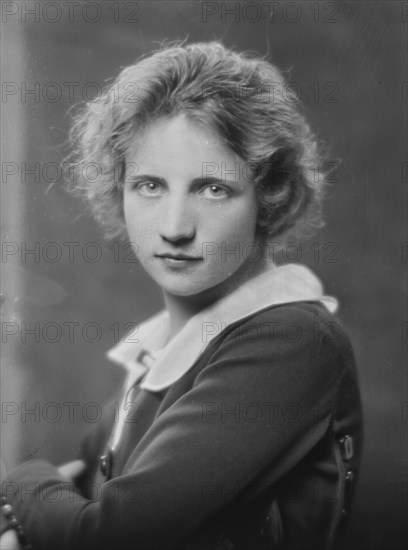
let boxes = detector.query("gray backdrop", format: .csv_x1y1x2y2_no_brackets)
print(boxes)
1,2,406,549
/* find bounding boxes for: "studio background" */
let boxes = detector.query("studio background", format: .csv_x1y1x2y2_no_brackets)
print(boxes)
1,1,406,549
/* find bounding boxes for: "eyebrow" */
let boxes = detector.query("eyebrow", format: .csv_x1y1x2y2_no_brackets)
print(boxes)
124,175,241,186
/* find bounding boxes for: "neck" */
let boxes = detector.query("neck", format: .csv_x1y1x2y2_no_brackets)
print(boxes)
162,249,271,341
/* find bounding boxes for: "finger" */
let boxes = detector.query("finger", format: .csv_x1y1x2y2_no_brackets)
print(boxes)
0,529,23,550
57,459,86,480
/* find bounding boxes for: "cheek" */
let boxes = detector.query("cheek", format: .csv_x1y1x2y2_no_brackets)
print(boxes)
210,203,258,242
124,198,153,234
123,198,133,229
124,214,149,252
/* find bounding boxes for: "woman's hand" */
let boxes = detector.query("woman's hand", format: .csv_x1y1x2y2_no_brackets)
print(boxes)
57,459,86,481
0,461,86,550
0,530,22,550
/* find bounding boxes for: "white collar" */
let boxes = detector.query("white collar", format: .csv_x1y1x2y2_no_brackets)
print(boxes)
107,263,338,393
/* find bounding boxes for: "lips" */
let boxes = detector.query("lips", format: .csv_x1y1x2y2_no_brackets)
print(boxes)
156,254,202,261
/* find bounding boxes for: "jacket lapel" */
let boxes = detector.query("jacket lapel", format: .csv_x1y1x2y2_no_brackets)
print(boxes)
107,263,338,393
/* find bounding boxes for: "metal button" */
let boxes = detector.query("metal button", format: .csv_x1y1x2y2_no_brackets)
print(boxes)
345,470,354,483
345,470,354,496
1,504,13,519
342,469,354,514
339,434,354,460
99,451,112,479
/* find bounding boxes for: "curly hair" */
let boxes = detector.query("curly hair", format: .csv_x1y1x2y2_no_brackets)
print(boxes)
67,40,328,245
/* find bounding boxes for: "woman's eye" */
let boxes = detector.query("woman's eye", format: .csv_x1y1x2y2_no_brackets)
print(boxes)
201,185,230,199
134,182,162,196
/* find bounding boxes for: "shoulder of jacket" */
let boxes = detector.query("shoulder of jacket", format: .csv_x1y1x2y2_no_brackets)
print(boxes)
212,300,345,338
202,300,352,365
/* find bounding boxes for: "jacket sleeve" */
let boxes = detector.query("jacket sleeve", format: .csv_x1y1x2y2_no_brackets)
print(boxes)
73,406,116,498
1,305,350,550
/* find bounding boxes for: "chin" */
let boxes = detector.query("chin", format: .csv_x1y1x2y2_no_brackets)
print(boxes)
160,282,210,297
148,264,241,299
160,272,239,300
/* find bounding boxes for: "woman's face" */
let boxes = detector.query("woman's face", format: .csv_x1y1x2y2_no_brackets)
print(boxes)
123,115,260,298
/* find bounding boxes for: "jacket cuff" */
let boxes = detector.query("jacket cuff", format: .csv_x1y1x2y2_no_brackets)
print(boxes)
1,459,65,550
1,493,33,549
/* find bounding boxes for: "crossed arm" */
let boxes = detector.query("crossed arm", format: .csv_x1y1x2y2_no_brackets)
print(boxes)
0,460,86,550
0,306,347,550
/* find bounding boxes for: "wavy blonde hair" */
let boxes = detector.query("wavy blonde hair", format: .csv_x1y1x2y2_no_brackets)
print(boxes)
67,40,328,245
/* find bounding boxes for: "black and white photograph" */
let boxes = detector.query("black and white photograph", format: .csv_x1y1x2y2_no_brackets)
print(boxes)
0,1,406,549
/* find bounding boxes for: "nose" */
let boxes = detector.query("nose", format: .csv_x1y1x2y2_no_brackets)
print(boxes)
158,194,196,243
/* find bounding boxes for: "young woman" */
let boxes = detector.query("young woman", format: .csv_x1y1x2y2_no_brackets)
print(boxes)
0,41,363,550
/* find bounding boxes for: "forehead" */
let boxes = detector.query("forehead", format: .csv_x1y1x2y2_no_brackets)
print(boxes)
126,115,242,178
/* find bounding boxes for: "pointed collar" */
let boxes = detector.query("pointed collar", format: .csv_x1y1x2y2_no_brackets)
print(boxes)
107,263,338,393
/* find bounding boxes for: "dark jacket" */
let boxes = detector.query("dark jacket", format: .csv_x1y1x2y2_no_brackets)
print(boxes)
1,265,363,550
